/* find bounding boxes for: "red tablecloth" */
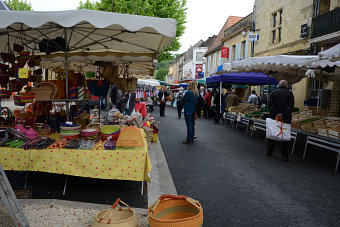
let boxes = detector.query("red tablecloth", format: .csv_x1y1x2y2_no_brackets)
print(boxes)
135,102,147,117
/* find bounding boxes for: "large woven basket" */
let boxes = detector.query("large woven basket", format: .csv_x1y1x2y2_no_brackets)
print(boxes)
92,198,138,227
0,90,12,99
13,95,25,106
148,195,203,227
19,92,35,103
32,82,57,100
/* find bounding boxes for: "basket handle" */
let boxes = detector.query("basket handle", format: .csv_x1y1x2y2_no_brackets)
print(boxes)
150,195,202,213
98,198,132,224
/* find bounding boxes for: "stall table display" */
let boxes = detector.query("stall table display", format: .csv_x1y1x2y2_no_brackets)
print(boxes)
0,129,152,182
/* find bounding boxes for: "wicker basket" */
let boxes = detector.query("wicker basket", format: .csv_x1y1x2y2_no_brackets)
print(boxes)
13,95,25,106
92,198,138,227
148,195,203,227
0,90,12,99
32,82,57,100
19,92,35,103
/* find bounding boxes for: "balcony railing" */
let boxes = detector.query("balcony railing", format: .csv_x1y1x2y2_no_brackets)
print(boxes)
312,7,340,39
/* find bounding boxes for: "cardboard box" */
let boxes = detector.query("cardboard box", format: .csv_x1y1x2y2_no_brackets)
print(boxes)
291,121,301,130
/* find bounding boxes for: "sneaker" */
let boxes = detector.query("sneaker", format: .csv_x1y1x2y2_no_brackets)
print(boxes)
193,137,197,140
182,141,193,145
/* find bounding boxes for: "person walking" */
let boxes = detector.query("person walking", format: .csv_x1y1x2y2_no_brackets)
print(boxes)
196,86,205,118
158,87,169,117
247,90,259,105
181,81,198,145
121,91,136,116
225,90,239,111
203,89,212,119
175,87,185,118
266,80,294,161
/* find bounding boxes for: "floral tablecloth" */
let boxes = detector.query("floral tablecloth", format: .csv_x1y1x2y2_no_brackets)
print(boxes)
0,139,152,182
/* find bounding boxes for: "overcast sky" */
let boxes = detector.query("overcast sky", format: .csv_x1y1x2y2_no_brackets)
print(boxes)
28,0,254,53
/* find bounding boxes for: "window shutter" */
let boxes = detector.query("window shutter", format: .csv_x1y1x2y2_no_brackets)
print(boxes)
229,47,233,62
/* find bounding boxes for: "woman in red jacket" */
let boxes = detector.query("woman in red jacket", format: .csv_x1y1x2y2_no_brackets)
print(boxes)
203,89,212,119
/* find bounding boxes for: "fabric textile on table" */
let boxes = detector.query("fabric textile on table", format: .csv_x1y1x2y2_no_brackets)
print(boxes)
0,138,152,182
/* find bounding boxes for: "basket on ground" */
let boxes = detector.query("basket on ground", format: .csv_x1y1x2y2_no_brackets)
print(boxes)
148,195,203,227
92,198,138,227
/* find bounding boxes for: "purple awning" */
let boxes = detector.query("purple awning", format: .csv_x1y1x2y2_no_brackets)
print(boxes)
206,72,278,85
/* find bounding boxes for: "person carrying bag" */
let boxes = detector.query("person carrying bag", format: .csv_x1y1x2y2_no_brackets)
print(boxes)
266,80,294,161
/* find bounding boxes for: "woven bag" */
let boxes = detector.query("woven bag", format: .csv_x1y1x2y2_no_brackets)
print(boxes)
148,195,203,227
19,92,35,103
0,90,12,99
92,198,138,227
13,95,25,106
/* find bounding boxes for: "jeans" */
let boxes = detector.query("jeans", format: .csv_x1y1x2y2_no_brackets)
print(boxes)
124,108,131,116
184,114,195,142
160,103,166,116
177,101,183,118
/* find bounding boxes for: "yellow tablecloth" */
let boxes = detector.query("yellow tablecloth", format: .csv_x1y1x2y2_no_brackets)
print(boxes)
0,140,152,182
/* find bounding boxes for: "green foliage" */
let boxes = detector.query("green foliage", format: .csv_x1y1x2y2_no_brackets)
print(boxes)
78,0,187,61
4,0,32,10
155,68,168,81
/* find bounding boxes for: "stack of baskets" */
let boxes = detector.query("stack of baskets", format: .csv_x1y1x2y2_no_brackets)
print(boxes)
17,51,30,67
60,123,81,140
101,125,121,141
32,82,57,100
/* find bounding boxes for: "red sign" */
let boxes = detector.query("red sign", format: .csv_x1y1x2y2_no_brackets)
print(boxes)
195,64,203,79
221,47,229,58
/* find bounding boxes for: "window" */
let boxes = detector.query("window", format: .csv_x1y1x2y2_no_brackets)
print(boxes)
232,45,236,60
278,27,282,42
272,30,276,43
196,52,204,61
241,41,246,59
271,9,282,44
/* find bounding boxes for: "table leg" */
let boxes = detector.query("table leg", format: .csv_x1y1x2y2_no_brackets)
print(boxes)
63,176,69,196
141,181,144,196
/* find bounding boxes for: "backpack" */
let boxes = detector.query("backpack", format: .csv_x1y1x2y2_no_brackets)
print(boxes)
177,91,184,101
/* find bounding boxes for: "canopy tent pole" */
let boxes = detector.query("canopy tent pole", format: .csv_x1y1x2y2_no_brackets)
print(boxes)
220,81,222,113
64,28,70,121
267,74,270,104
317,79,321,114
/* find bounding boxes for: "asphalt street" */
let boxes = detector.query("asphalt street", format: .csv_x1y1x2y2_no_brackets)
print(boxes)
154,105,340,227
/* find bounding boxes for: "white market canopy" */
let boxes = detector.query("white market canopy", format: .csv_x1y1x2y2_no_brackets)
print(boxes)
137,79,160,87
0,9,177,62
227,55,340,84
318,43,340,62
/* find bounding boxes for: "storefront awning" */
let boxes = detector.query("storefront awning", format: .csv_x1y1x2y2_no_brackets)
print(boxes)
206,72,278,85
318,43,340,62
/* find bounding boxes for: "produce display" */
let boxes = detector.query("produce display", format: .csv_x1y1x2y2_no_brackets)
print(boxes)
6,139,26,148
48,138,69,149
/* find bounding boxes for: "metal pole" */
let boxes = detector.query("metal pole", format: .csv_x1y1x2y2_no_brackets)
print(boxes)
317,79,321,114
64,28,70,121
267,74,270,104
219,81,222,113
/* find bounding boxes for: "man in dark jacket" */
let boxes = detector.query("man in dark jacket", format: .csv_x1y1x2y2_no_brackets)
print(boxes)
121,91,136,116
158,87,169,117
196,86,205,118
266,80,294,161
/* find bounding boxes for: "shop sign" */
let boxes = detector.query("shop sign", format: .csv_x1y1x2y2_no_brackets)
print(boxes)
301,24,308,38
217,65,223,72
18,68,28,78
221,47,229,58
248,32,259,41
198,72,204,79
195,64,203,79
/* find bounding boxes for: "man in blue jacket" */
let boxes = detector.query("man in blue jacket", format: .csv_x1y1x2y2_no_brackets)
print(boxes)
181,81,198,145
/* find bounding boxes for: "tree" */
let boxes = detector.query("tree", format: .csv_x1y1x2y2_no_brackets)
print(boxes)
5,0,32,11
78,0,187,61
155,68,168,81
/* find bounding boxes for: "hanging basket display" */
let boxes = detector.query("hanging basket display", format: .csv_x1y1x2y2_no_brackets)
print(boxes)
1,34,15,63
19,92,35,103
13,95,25,106
9,79,25,92
0,90,12,99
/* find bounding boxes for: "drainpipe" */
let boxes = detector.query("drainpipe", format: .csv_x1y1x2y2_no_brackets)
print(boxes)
251,3,256,57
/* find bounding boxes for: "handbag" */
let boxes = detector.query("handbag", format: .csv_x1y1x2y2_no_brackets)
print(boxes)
194,92,198,120
266,117,291,141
